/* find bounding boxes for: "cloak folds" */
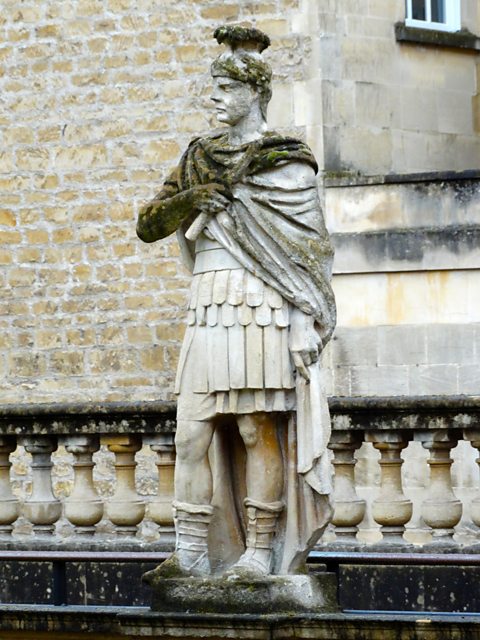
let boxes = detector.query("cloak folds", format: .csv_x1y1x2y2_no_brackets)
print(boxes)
175,132,336,344
140,132,336,573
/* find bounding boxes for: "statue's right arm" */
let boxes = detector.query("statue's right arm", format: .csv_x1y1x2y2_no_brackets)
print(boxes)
136,165,196,243
136,173,231,244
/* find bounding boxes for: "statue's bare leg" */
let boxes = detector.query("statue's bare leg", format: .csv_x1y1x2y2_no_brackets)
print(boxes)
159,419,215,577
228,412,284,576
237,413,283,503
175,419,215,504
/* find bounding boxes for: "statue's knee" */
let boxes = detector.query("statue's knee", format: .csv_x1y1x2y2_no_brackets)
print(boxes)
175,421,210,461
238,418,258,448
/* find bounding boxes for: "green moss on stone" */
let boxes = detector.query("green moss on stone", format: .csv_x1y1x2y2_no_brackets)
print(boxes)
267,150,290,164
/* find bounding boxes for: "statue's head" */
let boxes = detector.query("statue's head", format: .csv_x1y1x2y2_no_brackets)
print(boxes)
211,25,272,125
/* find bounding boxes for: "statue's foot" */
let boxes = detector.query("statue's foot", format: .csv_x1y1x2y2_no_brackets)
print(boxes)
143,550,210,584
224,549,272,579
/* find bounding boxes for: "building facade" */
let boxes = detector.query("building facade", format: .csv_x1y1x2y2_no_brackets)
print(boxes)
1,0,478,405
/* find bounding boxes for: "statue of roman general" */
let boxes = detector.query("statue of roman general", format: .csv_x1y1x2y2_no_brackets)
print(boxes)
137,25,336,578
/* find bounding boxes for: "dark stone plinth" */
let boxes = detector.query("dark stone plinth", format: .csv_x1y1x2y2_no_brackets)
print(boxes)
0,558,158,606
147,572,338,614
340,564,480,613
67,561,158,606
0,561,54,605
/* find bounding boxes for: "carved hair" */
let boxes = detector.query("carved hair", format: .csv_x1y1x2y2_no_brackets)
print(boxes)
211,25,272,121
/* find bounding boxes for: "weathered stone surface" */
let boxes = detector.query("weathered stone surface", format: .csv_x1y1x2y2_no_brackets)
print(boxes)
1,605,480,639
325,179,480,234
0,0,479,407
0,561,54,605
334,272,480,328
340,564,480,613
332,226,480,275
147,572,338,615
67,561,157,606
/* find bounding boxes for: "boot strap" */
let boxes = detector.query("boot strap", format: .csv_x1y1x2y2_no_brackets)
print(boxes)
175,513,211,526
245,536,273,550
177,523,209,538
244,498,283,513
177,540,208,552
173,500,213,516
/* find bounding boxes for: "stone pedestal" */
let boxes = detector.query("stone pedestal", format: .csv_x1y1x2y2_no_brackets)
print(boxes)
144,571,338,615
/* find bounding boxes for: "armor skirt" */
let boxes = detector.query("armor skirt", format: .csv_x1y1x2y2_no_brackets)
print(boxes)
175,267,296,421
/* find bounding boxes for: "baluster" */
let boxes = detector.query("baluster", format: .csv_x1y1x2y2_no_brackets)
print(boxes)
366,431,413,543
0,436,19,536
22,436,62,536
146,433,176,544
64,435,103,536
328,431,366,541
103,435,145,537
465,429,480,529
419,430,462,540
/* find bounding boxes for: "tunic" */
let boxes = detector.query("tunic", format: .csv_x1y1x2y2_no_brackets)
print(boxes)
175,233,296,422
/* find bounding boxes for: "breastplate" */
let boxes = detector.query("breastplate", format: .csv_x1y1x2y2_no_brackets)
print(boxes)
193,233,242,274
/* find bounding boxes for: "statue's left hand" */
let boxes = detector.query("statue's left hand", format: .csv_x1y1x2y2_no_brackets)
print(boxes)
288,308,323,382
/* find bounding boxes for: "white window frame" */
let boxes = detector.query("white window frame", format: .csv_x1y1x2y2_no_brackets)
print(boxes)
405,0,461,32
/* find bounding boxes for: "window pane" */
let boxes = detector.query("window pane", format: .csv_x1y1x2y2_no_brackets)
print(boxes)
431,0,445,22
411,0,426,20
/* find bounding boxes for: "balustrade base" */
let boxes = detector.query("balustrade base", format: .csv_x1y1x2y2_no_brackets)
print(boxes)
0,538,174,553
2,548,480,613
317,541,470,556
74,526,97,536
378,527,414,546
115,526,140,538
0,558,159,607
332,528,359,540
32,525,56,537
0,605,480,639
430,528,456,539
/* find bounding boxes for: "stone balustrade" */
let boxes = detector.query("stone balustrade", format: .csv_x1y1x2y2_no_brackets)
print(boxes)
328,396,480,549
0,397,479,551
0,402,177,548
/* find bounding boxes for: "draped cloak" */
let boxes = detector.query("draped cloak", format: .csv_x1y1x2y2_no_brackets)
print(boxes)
138,131,337,573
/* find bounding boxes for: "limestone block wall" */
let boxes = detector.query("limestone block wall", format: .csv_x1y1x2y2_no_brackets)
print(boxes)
307,0,480,175
0,0,309,404
322,178,480,396
0,0,479,405
299,0,480,398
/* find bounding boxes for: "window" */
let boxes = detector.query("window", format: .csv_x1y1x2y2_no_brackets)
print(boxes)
405,0,460,32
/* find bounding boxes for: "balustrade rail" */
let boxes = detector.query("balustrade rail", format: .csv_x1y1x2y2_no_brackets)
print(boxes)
0,397,479,552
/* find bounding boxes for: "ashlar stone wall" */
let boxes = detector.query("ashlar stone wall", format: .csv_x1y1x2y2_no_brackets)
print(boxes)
0,0,309,404
1,0,479,405
299,0,480,397
309,0,480,174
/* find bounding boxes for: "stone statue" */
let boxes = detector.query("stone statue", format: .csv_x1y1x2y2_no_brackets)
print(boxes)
137,25,336,581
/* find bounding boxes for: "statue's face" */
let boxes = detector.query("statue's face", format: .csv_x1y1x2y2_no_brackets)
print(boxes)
211,76,258,126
